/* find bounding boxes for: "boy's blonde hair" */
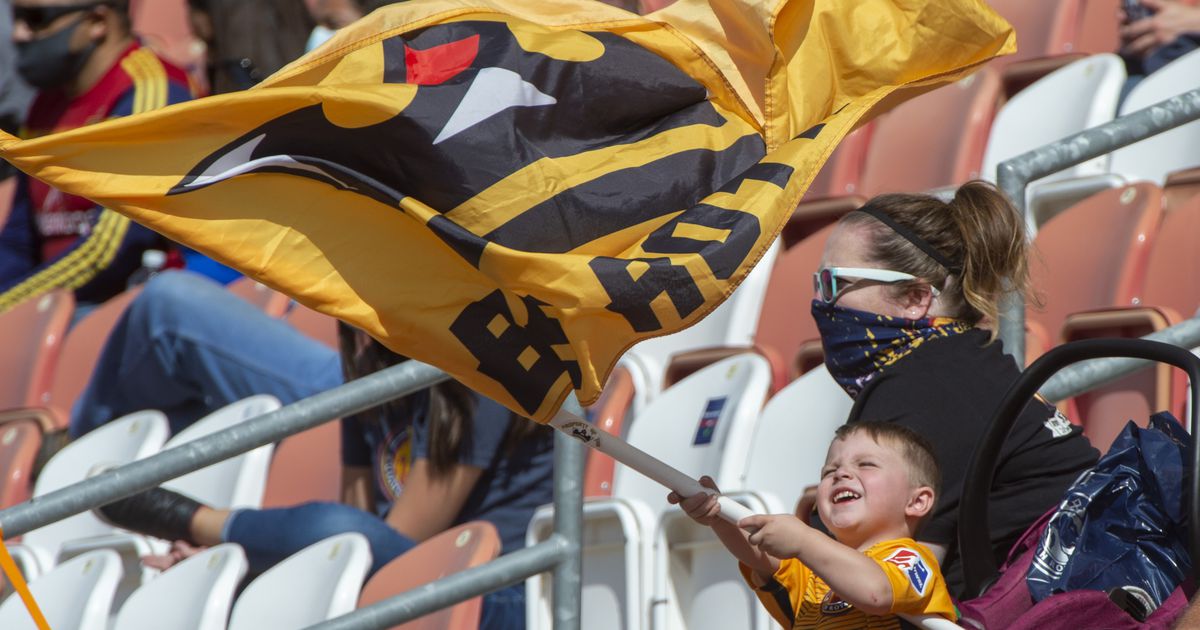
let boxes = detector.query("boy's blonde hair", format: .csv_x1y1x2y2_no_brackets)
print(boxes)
833,421,941,496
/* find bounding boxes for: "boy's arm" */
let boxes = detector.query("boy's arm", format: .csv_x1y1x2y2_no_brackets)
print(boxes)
741,514,895,615
668,477,780,582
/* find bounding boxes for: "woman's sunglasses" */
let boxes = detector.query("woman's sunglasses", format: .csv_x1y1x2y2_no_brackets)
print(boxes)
812,266,939,304
13,1,108,32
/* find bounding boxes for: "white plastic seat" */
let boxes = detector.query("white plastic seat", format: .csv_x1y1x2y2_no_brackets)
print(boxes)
9,410,168,580
527,353,772,630
0,549,122,630
227,532,372,630
162,394,281,509
57,396,278,600
1108,48,1200,186
655,365,852,630
113,543,247,630
620,242,779,416
979,54,1126,226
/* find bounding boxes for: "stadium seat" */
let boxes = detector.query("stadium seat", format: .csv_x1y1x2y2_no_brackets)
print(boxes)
0,549,122,630
0,419,40,509
582,366,636,498
857,67,1002,195
979,54,1126,226
654,365,850,630
227,276,291,318
161,395,280,509
1108,48,1200,186
228,533,371,630
787,125,872,243
986,0,1104,93
113,544,247,630
39,287,143,433
284,304,340,349
358,521,501,630
12,410,169,583
1164,166,1200,214
0,290,73,411
1057,190,1200,452
1073,0,1121,56
1028,183,1162,339
526,353,772,630
261,419,342,508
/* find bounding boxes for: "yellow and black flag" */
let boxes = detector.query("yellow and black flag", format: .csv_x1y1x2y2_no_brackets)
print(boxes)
0,0,1013,422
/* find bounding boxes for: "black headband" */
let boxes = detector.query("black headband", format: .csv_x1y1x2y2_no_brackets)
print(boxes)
856,205,962,275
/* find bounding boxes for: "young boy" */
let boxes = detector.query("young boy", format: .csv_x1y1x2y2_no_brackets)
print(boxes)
670,421,958,629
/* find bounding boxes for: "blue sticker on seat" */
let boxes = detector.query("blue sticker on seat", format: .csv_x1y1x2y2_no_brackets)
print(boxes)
693,397,726,445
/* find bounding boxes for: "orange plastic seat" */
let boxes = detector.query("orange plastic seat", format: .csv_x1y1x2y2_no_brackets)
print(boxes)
0,418,41,509
358,521,501,630
1057,190,1200,452
1073,0,1121,55
1030,183,1162,341
261,420,342,508
227,276,291,318
285,305,340,350
0,290,74,410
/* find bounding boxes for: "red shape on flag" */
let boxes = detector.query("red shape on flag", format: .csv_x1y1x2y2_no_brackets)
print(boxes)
405,35,480,85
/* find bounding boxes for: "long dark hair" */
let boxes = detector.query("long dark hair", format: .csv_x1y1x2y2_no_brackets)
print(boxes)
337,322,545,478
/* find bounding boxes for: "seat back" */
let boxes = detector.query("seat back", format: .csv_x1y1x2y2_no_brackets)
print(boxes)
582,366,636,498
1073,0,1120,55
988,0,1078,65
803,124,872,200
261,419,342,508
0,549,122,630
612,353,772,513
285,304,340,349
858,68,1002,195
162,395,280,509
226,277,291,318
743,365,851,503
113,544,247,630
755,224,833,384
1141,193,1200,318
23,411,169,560
229,533,371,630
359,522,501,630
1109,48,1200,185
45,287,143,428
0,290,74,409
0,419,41,508
981,54,1124,185
1030,183,1162,338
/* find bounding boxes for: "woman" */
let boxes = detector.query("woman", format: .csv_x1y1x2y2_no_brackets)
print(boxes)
809,181,1098,594
95,283,553,629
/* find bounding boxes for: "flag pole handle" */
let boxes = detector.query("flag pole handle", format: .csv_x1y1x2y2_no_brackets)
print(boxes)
549,409,755,524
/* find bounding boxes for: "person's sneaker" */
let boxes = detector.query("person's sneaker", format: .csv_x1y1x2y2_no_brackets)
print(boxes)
94,487,202,544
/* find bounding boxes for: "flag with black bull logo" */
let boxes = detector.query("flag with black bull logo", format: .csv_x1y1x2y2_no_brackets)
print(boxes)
0,0,1014,422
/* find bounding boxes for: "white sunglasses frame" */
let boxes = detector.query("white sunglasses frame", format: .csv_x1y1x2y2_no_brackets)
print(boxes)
813,266,941,304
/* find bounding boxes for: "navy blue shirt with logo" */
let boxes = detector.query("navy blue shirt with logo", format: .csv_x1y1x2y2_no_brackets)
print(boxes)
340,390,555,555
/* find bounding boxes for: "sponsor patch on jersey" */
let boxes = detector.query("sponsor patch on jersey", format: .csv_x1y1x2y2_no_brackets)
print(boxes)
884,548,930,596
820,591,853,615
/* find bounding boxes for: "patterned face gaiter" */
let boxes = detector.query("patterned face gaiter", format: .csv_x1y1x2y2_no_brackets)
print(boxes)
811,299,971,397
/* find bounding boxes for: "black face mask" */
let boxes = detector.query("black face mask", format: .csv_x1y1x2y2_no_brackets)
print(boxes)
16,16,98,91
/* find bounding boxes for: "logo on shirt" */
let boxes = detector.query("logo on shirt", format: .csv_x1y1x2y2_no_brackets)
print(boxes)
820,591,853,615
376,425,413,501
884,548,930,596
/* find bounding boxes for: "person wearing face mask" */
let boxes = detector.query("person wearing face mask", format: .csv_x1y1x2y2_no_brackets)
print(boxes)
0,0,193,314
805,181,1099,596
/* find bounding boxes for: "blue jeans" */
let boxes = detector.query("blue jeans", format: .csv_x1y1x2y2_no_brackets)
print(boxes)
69,270,343,438
225,503,526,629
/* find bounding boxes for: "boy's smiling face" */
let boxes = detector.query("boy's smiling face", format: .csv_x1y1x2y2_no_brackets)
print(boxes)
817,431,927,549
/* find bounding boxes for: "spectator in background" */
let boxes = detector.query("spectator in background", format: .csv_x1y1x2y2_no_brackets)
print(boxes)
186,0,312,93
0,0,33,144
1119,0,1200,99
0,0,192,313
